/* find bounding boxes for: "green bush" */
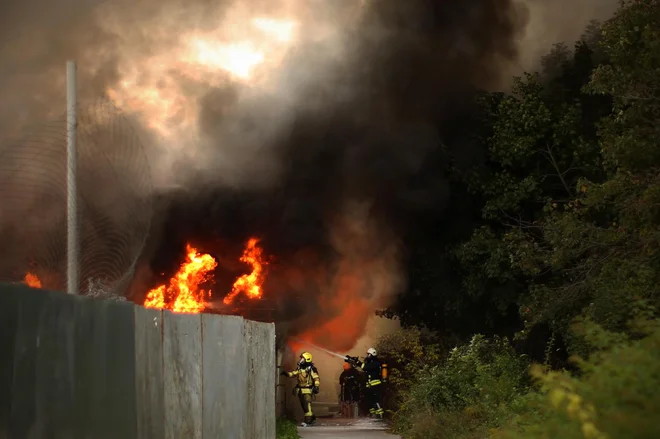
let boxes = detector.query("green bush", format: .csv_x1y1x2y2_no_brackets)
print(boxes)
376,327,446,387
391,334,531,438
497,319,660,439
387,319,660,439
376,327,448,413
276,417,300,439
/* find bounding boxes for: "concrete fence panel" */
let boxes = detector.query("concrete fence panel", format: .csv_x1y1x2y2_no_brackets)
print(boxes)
72,292,137,438
134,307,164,439
34,291,77,439
202,314,247,439
163,311,203,439
0,284,277,439
0,286,19,439
72,291,104,438
8,287,48,439
245,320,276,439
101,300,137,438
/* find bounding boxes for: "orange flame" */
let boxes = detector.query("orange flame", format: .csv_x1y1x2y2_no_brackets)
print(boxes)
144,244,217,313
288,276,371,353
223,238,268,305
143,238,267,313
24,272,42,288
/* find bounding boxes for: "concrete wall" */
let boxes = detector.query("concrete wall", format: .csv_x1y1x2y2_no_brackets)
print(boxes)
0,284,276,439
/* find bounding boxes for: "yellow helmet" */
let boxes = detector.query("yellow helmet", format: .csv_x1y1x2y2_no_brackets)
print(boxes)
300,352,313,363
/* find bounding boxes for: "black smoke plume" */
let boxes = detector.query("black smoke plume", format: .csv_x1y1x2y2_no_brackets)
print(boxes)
148,0,528,351
0,0,616,350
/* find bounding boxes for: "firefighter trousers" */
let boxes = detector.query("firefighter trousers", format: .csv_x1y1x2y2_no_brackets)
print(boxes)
365,385,383,417
341,385,360,403
298,392,315,424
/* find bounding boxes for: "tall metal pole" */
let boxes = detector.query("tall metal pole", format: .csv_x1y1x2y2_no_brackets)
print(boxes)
66,60,79,295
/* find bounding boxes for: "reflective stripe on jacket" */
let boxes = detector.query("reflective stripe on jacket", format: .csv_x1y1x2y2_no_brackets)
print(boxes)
357,357,382,387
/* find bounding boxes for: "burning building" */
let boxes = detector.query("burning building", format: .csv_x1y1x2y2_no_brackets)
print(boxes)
1,0,619,419
130,221,401,416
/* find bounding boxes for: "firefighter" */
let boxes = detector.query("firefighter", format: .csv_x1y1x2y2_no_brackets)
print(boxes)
340,362,360,403
281,352,320,427
339,361,361,417
345,347,384,418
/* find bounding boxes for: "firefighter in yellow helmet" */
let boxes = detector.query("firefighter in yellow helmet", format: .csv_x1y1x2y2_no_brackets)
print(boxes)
281,352,320,427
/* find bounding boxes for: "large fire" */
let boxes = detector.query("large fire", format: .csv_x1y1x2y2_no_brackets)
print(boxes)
144,244,217,313
287,264,373,353
223,238,267,304
144,238,267,313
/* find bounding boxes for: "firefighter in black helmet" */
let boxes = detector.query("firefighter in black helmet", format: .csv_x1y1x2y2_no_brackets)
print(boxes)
345,347,384,418
281,352,320,427
340,361,360,404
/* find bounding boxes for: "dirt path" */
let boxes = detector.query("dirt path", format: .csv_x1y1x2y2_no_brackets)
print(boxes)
297,418,402,439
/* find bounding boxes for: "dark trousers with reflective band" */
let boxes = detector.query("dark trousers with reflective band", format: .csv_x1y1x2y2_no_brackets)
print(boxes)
365,382,383,417
298,389,315,424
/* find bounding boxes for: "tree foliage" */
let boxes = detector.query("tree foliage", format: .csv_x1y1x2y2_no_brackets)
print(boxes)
497,315,660,439
384,1,660,437
389,0,660,356
390,334,531,439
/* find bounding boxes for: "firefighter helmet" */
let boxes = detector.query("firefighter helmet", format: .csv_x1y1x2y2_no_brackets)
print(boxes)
300,352,313,363
367,347,377,357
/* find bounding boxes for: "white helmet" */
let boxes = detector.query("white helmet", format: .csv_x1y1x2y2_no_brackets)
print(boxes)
367,347,377,357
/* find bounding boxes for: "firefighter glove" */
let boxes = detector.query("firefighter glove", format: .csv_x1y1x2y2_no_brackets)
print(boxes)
280,370,288,377
313,386,320,394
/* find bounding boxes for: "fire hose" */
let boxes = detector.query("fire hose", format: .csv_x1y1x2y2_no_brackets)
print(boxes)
290,338,388,382
289,337,347,360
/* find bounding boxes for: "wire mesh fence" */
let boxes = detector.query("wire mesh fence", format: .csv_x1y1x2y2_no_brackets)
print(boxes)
0,97,152,296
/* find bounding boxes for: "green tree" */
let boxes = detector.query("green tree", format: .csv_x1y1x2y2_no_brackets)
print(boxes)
587,0,660,171
457,49,606,344
386,2,660,438
498,316,660,439
513,0,660,350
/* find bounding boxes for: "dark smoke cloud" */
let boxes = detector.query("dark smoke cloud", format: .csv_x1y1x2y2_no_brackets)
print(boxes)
152,0,529,350
0,0,118,131
0,0,617,350
514,0,619,74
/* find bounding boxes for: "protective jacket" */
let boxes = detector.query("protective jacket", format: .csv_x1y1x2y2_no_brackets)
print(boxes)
285,364,320,394
284,363,320,425
357,356,382,388
357,357,384,417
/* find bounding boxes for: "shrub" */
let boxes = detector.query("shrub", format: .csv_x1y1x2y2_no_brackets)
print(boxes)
376,327,446,387
276,417,299,439
392,334,531,438
497,318,660,439
376,327,447,412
